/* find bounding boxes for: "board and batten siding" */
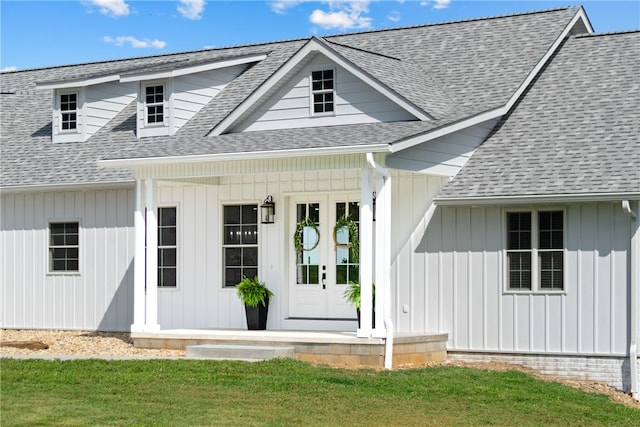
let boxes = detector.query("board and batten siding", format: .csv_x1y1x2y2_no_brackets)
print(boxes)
394,202,632,357
154,168,361,330
1,189,135,331
233,54,416,132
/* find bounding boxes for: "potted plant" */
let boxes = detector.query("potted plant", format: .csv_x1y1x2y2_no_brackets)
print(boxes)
236,276,273,330
343,280,375,328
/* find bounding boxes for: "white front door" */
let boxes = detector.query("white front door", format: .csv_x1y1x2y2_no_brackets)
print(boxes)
289,194,360,319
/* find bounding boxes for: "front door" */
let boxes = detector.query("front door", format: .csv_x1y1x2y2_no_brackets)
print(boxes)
289,194,360,319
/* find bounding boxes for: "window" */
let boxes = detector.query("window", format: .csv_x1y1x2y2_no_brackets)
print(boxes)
145,84,165,125
49,222,79,272
311,69,334,114
60,92,78,131
158,207,177,288
335,201,359,285
223,204,258,287
506,210,564,291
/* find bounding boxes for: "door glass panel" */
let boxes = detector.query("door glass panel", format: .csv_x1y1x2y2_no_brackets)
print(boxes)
335,201,360,285
296,202,320,285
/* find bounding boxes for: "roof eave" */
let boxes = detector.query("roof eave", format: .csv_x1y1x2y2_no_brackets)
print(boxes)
97,143,389,169
434,192,640,206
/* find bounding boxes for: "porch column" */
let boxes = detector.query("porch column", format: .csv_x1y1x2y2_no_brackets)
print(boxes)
358,165,374,337
373,172,391,338
144,178,160,331
131,178,146,332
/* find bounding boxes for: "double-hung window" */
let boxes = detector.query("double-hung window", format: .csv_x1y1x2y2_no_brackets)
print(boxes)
506,210,564,291
311,69,335,114
158,207,177,288
223,204,258,287
49,222,79,272
145,84,165,125
60,92,78,131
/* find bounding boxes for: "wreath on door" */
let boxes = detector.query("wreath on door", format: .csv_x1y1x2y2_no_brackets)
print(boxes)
333,216,359,261
293,218,320,252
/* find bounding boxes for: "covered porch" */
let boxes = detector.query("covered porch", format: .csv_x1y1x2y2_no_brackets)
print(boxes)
132,329,448,368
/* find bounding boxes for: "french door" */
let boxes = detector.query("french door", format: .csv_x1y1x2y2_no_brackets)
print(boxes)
289,194,360,319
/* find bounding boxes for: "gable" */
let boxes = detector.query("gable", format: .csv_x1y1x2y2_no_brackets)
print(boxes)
230,54,417,133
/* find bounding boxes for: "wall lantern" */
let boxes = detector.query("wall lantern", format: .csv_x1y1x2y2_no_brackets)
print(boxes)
260,195,276,224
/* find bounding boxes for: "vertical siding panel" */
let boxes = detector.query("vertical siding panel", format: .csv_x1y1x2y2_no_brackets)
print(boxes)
33,193,46,328
531,295,546,351
564,204,580,352
425,206,442,333
455,207,470,348
192,185,208,327
441,206,456,347
84,191,97,329
94,191,108,329
596,203,613,353
23,194,35,327
547,295,563,352
612,205,630,354
580,204,596,353
469,207,486,349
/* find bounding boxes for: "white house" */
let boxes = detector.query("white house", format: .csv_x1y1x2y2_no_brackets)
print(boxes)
1,7,638,398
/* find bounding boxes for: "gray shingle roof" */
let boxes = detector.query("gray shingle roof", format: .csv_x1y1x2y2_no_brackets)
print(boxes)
437,31,640,200
1,7,580,189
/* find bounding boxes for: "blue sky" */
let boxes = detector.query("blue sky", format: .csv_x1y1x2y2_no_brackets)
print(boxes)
1,1,638,71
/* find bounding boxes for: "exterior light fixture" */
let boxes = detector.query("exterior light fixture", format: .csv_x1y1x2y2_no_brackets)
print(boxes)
260,195,276,224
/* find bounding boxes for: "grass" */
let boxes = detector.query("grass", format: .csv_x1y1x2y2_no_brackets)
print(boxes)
1,358,638,426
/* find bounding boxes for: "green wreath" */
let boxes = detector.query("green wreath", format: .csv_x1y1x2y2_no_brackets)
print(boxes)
293,218,320,252
333,216,359,261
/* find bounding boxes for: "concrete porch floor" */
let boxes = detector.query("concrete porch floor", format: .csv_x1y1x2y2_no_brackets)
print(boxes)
132,329,448,368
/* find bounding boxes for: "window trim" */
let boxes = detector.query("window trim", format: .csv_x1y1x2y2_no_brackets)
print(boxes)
221,202,260,289
309,68,336,117
157,205,178,289
59,91,79,133
53,88,84,143
48,220,81,275
503,207,566,294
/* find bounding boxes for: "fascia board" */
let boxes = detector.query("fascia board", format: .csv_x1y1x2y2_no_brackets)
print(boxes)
0,181,135,193
36,74,120,90
389,108,503,153
388,9,591,154
210,38,429,136
434,192,640,206
97,143,389,169
119,54,268,83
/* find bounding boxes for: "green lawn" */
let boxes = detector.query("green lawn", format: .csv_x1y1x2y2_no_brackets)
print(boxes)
1,358,637,426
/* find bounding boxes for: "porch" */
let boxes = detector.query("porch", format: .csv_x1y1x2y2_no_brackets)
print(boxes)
132,329,448,368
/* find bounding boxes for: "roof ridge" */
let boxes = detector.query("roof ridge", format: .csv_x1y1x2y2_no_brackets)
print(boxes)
323,39,401,61
1,6,578,75
574,29,640,38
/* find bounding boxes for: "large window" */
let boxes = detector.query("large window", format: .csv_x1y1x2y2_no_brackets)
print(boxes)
49,222,79,272
158,207,177,288
60,92,78,131
506,210,564,291
223,204,258,287
145,84,165,125
311,69,334,114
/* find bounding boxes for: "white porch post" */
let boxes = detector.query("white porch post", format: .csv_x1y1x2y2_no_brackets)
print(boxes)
131,178,146,332
373,173,391,338
144,178,160,331
358,165,374,337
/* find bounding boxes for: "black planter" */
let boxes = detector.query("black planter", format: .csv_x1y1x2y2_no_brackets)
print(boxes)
356,309,375,328
244,297,269,330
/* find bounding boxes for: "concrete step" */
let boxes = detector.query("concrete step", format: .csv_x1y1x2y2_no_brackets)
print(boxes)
186,344,295,361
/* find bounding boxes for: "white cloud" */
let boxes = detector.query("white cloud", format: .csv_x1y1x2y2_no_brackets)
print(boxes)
270,0,306,14
418,0,451,8
103,36,167,49
388,10,401,22
433,0,451,10
86,0,130,17
309,1,372,30
1,66,18,73
177,0,206,20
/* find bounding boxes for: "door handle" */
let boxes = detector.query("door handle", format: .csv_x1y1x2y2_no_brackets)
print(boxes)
322,265,326,289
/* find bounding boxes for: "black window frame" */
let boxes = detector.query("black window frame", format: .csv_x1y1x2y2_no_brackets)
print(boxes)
144,83,165,125
311,69,335,115
59,91,78,131
222,204,259,288
505,209,565,292
49,221,80,273
157,206,177,288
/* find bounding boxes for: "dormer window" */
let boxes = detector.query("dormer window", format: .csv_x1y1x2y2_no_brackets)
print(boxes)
145,84,165,125
311,69,334,114
60,92,78,131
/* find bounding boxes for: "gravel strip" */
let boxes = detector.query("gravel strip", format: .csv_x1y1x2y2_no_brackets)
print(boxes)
1,329,184,358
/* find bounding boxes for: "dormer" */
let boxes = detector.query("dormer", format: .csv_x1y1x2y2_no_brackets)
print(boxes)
54,88,85,143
